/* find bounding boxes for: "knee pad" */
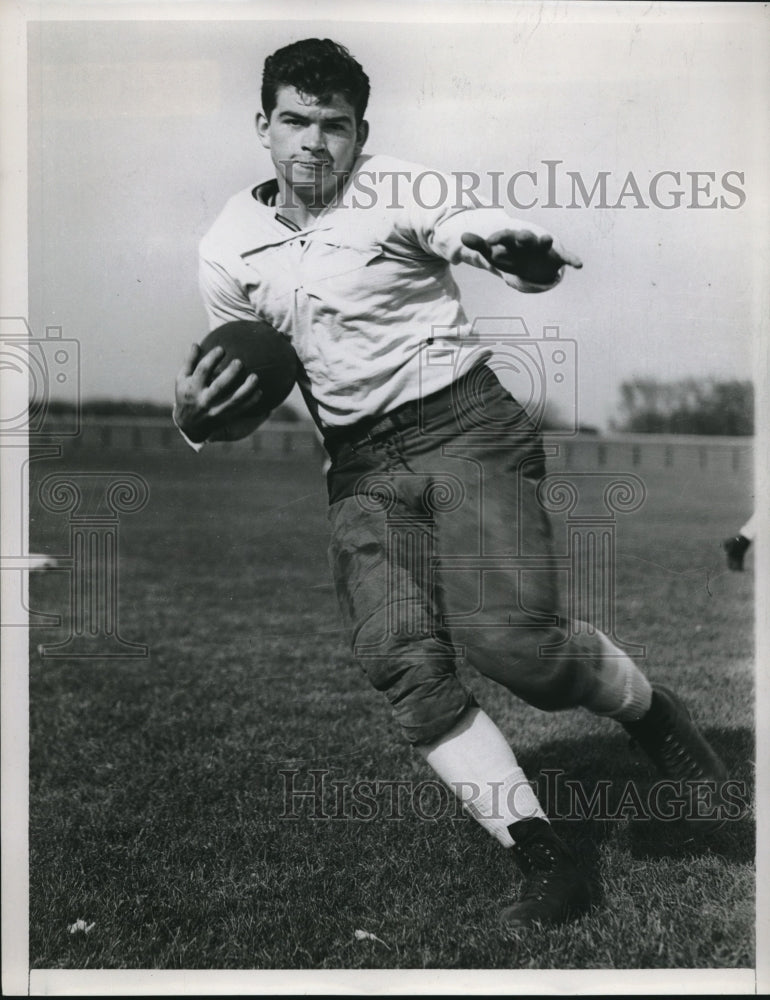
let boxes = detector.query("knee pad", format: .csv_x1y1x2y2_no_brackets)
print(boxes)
355,644,477,745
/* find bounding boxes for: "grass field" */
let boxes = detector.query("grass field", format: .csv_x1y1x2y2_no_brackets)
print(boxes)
27,441,755,971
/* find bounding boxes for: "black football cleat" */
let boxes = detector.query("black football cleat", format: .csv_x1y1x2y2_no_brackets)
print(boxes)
623,685,732,835
501,818,591,932
723,534,750,571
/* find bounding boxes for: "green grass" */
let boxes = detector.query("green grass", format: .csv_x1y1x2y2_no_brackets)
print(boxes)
28,443,755,969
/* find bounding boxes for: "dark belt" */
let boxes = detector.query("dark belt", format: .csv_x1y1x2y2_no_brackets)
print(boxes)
323,360,490,458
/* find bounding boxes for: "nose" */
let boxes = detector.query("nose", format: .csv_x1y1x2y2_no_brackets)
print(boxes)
302,123,326,155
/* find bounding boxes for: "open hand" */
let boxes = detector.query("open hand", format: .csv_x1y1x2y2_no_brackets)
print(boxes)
461,229,582,286
173,343,263,443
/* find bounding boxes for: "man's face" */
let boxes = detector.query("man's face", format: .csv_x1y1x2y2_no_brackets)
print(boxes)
257,86,368,208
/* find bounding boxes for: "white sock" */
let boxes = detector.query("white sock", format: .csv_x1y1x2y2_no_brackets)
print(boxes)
580,632,652,722
416,707,546,848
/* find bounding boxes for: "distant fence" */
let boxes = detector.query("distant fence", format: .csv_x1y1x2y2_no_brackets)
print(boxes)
549,433,753,477
52,417,754,476
61,418,321,457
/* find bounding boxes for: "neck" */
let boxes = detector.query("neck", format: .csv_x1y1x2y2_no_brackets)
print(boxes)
274,166,354,228
274,189,325,230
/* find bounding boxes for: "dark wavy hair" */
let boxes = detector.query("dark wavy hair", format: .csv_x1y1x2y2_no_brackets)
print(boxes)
261,38,370,123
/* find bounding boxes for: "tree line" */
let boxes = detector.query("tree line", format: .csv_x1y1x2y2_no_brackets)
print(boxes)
610,377,753,435
46,377,753,436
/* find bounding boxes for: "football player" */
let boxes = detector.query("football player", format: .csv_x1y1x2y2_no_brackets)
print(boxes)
723,513,755,571
174,38,733,931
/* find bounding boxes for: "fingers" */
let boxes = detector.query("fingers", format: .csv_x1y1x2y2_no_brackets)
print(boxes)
556,245,583,269
487,229,582,270
488,229,552,253
461,232,492,260
179,342,203,378
465,228,581,268
176,337,265,428
229,374,262,410
207,373,262,420
205,357,244,401
195,345,227,382
464,230,566,265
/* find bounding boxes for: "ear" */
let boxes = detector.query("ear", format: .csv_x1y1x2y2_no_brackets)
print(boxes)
255,110,271,150
355,119,369,154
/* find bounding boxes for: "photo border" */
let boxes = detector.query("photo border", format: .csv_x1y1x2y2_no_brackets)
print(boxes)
2,1,767,995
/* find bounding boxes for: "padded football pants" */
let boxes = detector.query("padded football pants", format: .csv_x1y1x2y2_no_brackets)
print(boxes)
326,363,608,746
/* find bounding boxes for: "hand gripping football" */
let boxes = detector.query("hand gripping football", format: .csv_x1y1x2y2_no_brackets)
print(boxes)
199,320,298,438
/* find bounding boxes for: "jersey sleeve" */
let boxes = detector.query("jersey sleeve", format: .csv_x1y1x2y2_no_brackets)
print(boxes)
198,252,257,330
175,246,257,452
432,207,564,293
173,408,206,453
402,170,564,293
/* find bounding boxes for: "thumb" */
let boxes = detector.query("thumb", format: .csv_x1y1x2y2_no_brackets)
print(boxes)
556,244,583,269
461,232,492,261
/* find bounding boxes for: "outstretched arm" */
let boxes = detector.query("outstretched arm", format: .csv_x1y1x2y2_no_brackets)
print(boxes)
460,229,582,288
408,179,582,292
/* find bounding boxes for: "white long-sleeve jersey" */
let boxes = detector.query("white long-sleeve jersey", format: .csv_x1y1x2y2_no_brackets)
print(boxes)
197,153,562,431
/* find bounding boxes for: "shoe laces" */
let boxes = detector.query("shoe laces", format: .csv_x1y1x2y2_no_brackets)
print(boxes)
514,843,568,906
659,732,707,781
514,839,560,876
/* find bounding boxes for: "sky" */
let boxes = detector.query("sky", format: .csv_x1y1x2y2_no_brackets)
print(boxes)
23,2,770,430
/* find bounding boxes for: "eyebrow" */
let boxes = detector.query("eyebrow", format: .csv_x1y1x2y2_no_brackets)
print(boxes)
277,111,353,125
